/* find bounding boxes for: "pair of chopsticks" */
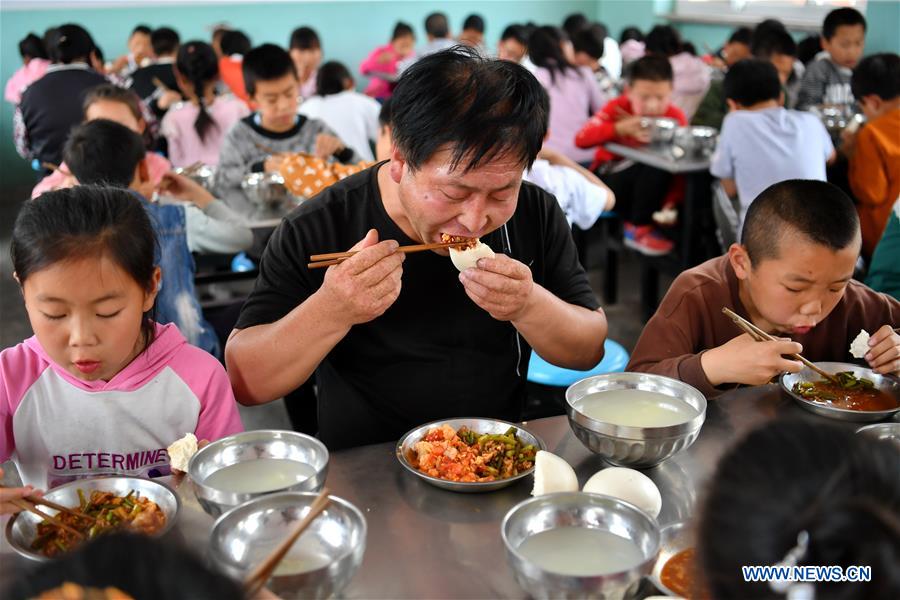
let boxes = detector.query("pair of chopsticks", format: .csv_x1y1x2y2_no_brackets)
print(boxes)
722,307,840,384
41,162,72,176
307,241,470,269
180,161,204,176
243,488,331,597
11,495,100,540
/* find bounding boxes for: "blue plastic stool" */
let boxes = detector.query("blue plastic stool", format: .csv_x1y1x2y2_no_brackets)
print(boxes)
527,339,629,387
230,252,256,272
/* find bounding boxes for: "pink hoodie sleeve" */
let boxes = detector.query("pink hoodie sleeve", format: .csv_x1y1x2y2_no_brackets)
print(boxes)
0,341,50,461
169,346,243,442
359,45,397,76
31,169,68,199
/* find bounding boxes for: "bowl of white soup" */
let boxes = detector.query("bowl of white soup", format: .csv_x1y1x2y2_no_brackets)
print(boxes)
189,430,328,517
565,373,706,468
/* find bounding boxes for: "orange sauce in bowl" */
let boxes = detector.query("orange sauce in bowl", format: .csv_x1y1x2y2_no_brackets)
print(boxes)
661,547,696,598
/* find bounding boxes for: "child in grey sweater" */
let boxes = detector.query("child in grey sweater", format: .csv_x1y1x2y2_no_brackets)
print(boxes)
797,7,866,110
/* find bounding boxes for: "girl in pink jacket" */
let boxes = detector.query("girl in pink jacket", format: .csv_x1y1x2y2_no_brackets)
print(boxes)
359,22,416,100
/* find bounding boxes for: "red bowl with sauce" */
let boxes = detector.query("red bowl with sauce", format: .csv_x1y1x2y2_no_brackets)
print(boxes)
780,362,900,423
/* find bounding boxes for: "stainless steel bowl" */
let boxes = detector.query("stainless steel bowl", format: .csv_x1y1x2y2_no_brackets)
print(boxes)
674,126,718,159
396,417,544,493
856,422,900,447
649,520,695,596
809,104,865,136
241,172,303,209
566,373,707,468
174,164,216,191
5,476,180,563
189,430,329,517
502,492,660,600
209,492,366,599
641,117,679,145
780,363,900,422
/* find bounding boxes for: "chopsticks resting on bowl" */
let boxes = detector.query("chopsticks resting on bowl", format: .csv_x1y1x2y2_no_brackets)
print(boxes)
243,488,332,597
180,161,204,176
307,241,470,269
10,498,86,540
24,494,101,525
722,307,840,384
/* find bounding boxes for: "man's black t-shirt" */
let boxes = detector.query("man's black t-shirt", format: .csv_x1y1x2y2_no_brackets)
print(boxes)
235,162,600,449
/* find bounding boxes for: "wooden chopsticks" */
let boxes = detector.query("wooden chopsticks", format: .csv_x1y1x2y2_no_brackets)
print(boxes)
721,307,840,384
307,241,470,269
25,494,101,525
11,498,86,540
243,488,332,597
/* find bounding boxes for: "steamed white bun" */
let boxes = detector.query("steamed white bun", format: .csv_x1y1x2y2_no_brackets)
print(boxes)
449,240,495,272
531,450,579,496
582,467,662,518
167,432,198,472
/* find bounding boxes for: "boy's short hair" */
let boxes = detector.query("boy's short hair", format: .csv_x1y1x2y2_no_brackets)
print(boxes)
316,61,352,96
392,21,414,40
82,83,144,123
620,26,644,44
242,43,297,96
796,34,821,65
64,119,146,188
645,25,682,57
425,13,449,38
289,26,320,50
851,53,900,101
220,29,251,56
378,97,392,128
19,33,48,60
151,27,179,56
751,28,797,59
822,7,866,40
500,24,526,45
723,59,781,106
462,14,484,34
132,25,152,37
562,13,589,37
627,54,673,84
728,26,752,46
742,180,860,265
573,27,605,60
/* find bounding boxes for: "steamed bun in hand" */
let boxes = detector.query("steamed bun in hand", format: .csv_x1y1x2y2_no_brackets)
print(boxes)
167,433,198,472
449,240,495,272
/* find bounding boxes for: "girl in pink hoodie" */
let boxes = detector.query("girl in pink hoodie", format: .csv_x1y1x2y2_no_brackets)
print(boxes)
0,186,243,502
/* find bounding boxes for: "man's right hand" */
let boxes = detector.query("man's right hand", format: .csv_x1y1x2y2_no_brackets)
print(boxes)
317,229,405,327
701,333,804,387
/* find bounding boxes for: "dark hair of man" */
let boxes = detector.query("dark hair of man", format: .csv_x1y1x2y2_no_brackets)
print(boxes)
425,12,449,38
741,180,860,266
47,24,95,64
289,26,321,50
500,24,527,45
392,21,414,40
619,26,644,44
242,43,297,96
851,53,900,101
562,13,589,37
627,54,674,84
151,27,179,56
19,33,48,60
645,25,682,57
822,7,866,40
316,61,352,96
699,420,900,599
728,26,753,46
220,29,251,56
390,46,548,173
462,14,484,34
64,119,146,188
528,26,574,83
573,27,605,60
132,24,152,37
751,28,797,59
723,59,781,106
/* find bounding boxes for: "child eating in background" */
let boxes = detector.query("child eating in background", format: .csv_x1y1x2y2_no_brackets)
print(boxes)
699,420,900,599
289,26,323,99
575,55,687,256
5,33,50,105
843,53,900,260
217,29,252,106
359,21,415,101
710,59,834,238
64,119,253,357
0,186,242,493
214,44,360,196
31,84,170,199
628,179,900,397
797,7,866,109
162,40,249,167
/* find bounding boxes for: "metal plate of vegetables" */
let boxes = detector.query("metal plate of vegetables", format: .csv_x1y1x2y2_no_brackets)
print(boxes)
780,362,900,422
396,418,544,492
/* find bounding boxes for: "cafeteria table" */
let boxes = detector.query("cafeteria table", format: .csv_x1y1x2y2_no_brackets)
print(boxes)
1,384,876,598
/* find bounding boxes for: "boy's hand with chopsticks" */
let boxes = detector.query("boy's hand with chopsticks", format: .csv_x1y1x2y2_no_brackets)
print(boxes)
865,325,900,375
458,255,534,322
700,333,804,387
317,229,405,326
158,171,215,209
314,134,345,160
0,467,40,516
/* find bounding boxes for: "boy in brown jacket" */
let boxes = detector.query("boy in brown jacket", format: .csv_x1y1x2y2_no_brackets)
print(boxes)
628,179,900,397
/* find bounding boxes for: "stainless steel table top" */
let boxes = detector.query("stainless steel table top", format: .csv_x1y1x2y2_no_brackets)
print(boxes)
605,142,710,174
1,384,874,598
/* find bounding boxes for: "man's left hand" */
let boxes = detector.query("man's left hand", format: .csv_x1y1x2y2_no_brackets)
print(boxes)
459,255,534,322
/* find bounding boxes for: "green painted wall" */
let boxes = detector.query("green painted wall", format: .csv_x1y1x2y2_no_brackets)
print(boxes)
0,0,597,186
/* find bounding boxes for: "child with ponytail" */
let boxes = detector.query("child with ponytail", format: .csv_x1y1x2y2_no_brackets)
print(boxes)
162,40,248,167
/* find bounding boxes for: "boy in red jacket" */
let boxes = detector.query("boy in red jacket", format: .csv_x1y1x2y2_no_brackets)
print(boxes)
575,55,686,255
